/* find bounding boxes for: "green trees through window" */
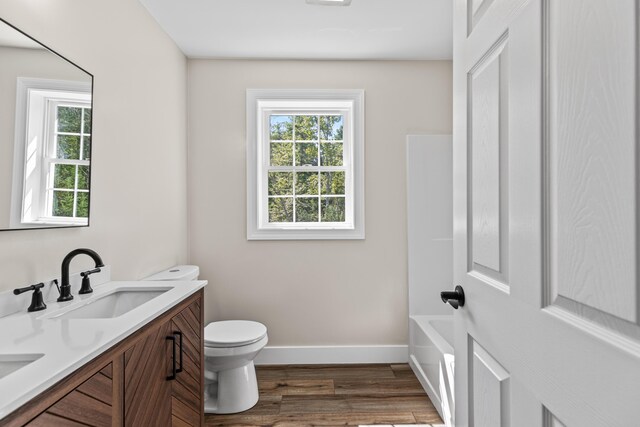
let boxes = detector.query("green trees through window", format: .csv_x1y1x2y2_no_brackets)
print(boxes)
51,105,91,218
267,114,346,223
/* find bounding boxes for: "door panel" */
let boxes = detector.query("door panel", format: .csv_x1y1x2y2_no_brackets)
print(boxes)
454,0,640,426
469,339,510,427
469,0,496,33
547,0,639,324
468,34,510,288
543,408,567,427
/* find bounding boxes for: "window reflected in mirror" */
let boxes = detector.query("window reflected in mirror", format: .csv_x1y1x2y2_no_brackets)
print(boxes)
0,18,93,230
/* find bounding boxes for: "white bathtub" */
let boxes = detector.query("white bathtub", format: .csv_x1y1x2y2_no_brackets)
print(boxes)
409,315,454,427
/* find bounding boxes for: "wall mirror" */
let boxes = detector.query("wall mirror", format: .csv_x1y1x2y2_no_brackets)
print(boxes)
0,18,93,230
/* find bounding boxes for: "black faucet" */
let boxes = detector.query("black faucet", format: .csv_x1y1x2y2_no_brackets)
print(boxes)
58,248,105,302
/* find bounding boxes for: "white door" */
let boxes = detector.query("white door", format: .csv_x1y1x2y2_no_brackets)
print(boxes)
453,0,640,426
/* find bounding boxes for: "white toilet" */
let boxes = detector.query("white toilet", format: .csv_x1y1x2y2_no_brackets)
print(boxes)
144,265,268,414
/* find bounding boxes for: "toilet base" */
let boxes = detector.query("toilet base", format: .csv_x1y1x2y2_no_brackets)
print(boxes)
204,361,259,414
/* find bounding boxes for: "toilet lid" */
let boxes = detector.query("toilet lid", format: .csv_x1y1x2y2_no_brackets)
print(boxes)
204,320,267,348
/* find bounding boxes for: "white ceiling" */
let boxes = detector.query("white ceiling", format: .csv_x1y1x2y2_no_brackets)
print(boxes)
138,0,452,60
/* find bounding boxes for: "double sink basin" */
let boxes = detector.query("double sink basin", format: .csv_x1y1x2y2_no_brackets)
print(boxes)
0,279,207,419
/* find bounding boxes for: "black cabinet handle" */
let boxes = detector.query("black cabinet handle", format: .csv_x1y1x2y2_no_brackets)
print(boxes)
166,336,176,380
174,331,183,373
441,285,465,309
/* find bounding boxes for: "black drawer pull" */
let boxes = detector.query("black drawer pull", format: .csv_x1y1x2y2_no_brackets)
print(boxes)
166,335,176,380
174,331,183,373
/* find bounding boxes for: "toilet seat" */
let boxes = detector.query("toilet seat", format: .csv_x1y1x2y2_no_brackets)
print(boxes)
205,320,267,348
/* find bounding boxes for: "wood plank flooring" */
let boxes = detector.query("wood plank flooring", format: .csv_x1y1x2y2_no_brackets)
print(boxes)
205,364,443,426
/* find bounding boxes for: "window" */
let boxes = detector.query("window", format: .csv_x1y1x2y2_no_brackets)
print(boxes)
247,89,364,240
46,102,92,219
11,78,92,227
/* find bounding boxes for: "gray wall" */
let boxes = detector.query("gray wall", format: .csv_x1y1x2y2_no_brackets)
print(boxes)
188,59,453,346
0,0,188,291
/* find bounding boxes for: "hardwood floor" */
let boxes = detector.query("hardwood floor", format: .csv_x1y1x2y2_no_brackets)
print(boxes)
205,364,443,426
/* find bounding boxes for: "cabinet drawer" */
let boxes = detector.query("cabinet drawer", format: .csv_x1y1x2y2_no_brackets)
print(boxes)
26,364,113,427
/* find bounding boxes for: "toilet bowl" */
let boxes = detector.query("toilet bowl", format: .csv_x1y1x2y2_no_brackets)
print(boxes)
204,320,268,413
144,266,268,414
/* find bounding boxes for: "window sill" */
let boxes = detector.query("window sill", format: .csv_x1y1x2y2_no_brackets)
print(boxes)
247,227,365,241
22,218,88,226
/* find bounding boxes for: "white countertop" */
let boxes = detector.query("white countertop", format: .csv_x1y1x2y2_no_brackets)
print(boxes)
0,279,207,420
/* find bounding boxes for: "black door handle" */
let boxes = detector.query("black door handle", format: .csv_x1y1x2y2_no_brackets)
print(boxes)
174,331,183,373
166,335,176,380
441,285,465,309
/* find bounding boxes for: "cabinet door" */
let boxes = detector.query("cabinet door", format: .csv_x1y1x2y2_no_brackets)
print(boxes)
170,297,203,427
27,364,113,427
124,320,173,426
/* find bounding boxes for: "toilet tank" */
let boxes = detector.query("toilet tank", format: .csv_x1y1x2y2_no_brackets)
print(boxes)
143,265,199,281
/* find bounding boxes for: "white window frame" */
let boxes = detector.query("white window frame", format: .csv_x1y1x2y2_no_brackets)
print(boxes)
247,89,365,240
10,78,92,227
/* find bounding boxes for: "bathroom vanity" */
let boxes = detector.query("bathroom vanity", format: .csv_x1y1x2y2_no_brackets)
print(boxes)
0,280,206,426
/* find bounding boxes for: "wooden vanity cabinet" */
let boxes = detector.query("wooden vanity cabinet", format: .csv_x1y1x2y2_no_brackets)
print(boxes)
123,314,173,425
2,290,204,427
169,299,203,426
124,295,202,426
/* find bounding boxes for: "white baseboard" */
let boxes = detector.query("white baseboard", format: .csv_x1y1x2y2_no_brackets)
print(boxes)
254,345,409,365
